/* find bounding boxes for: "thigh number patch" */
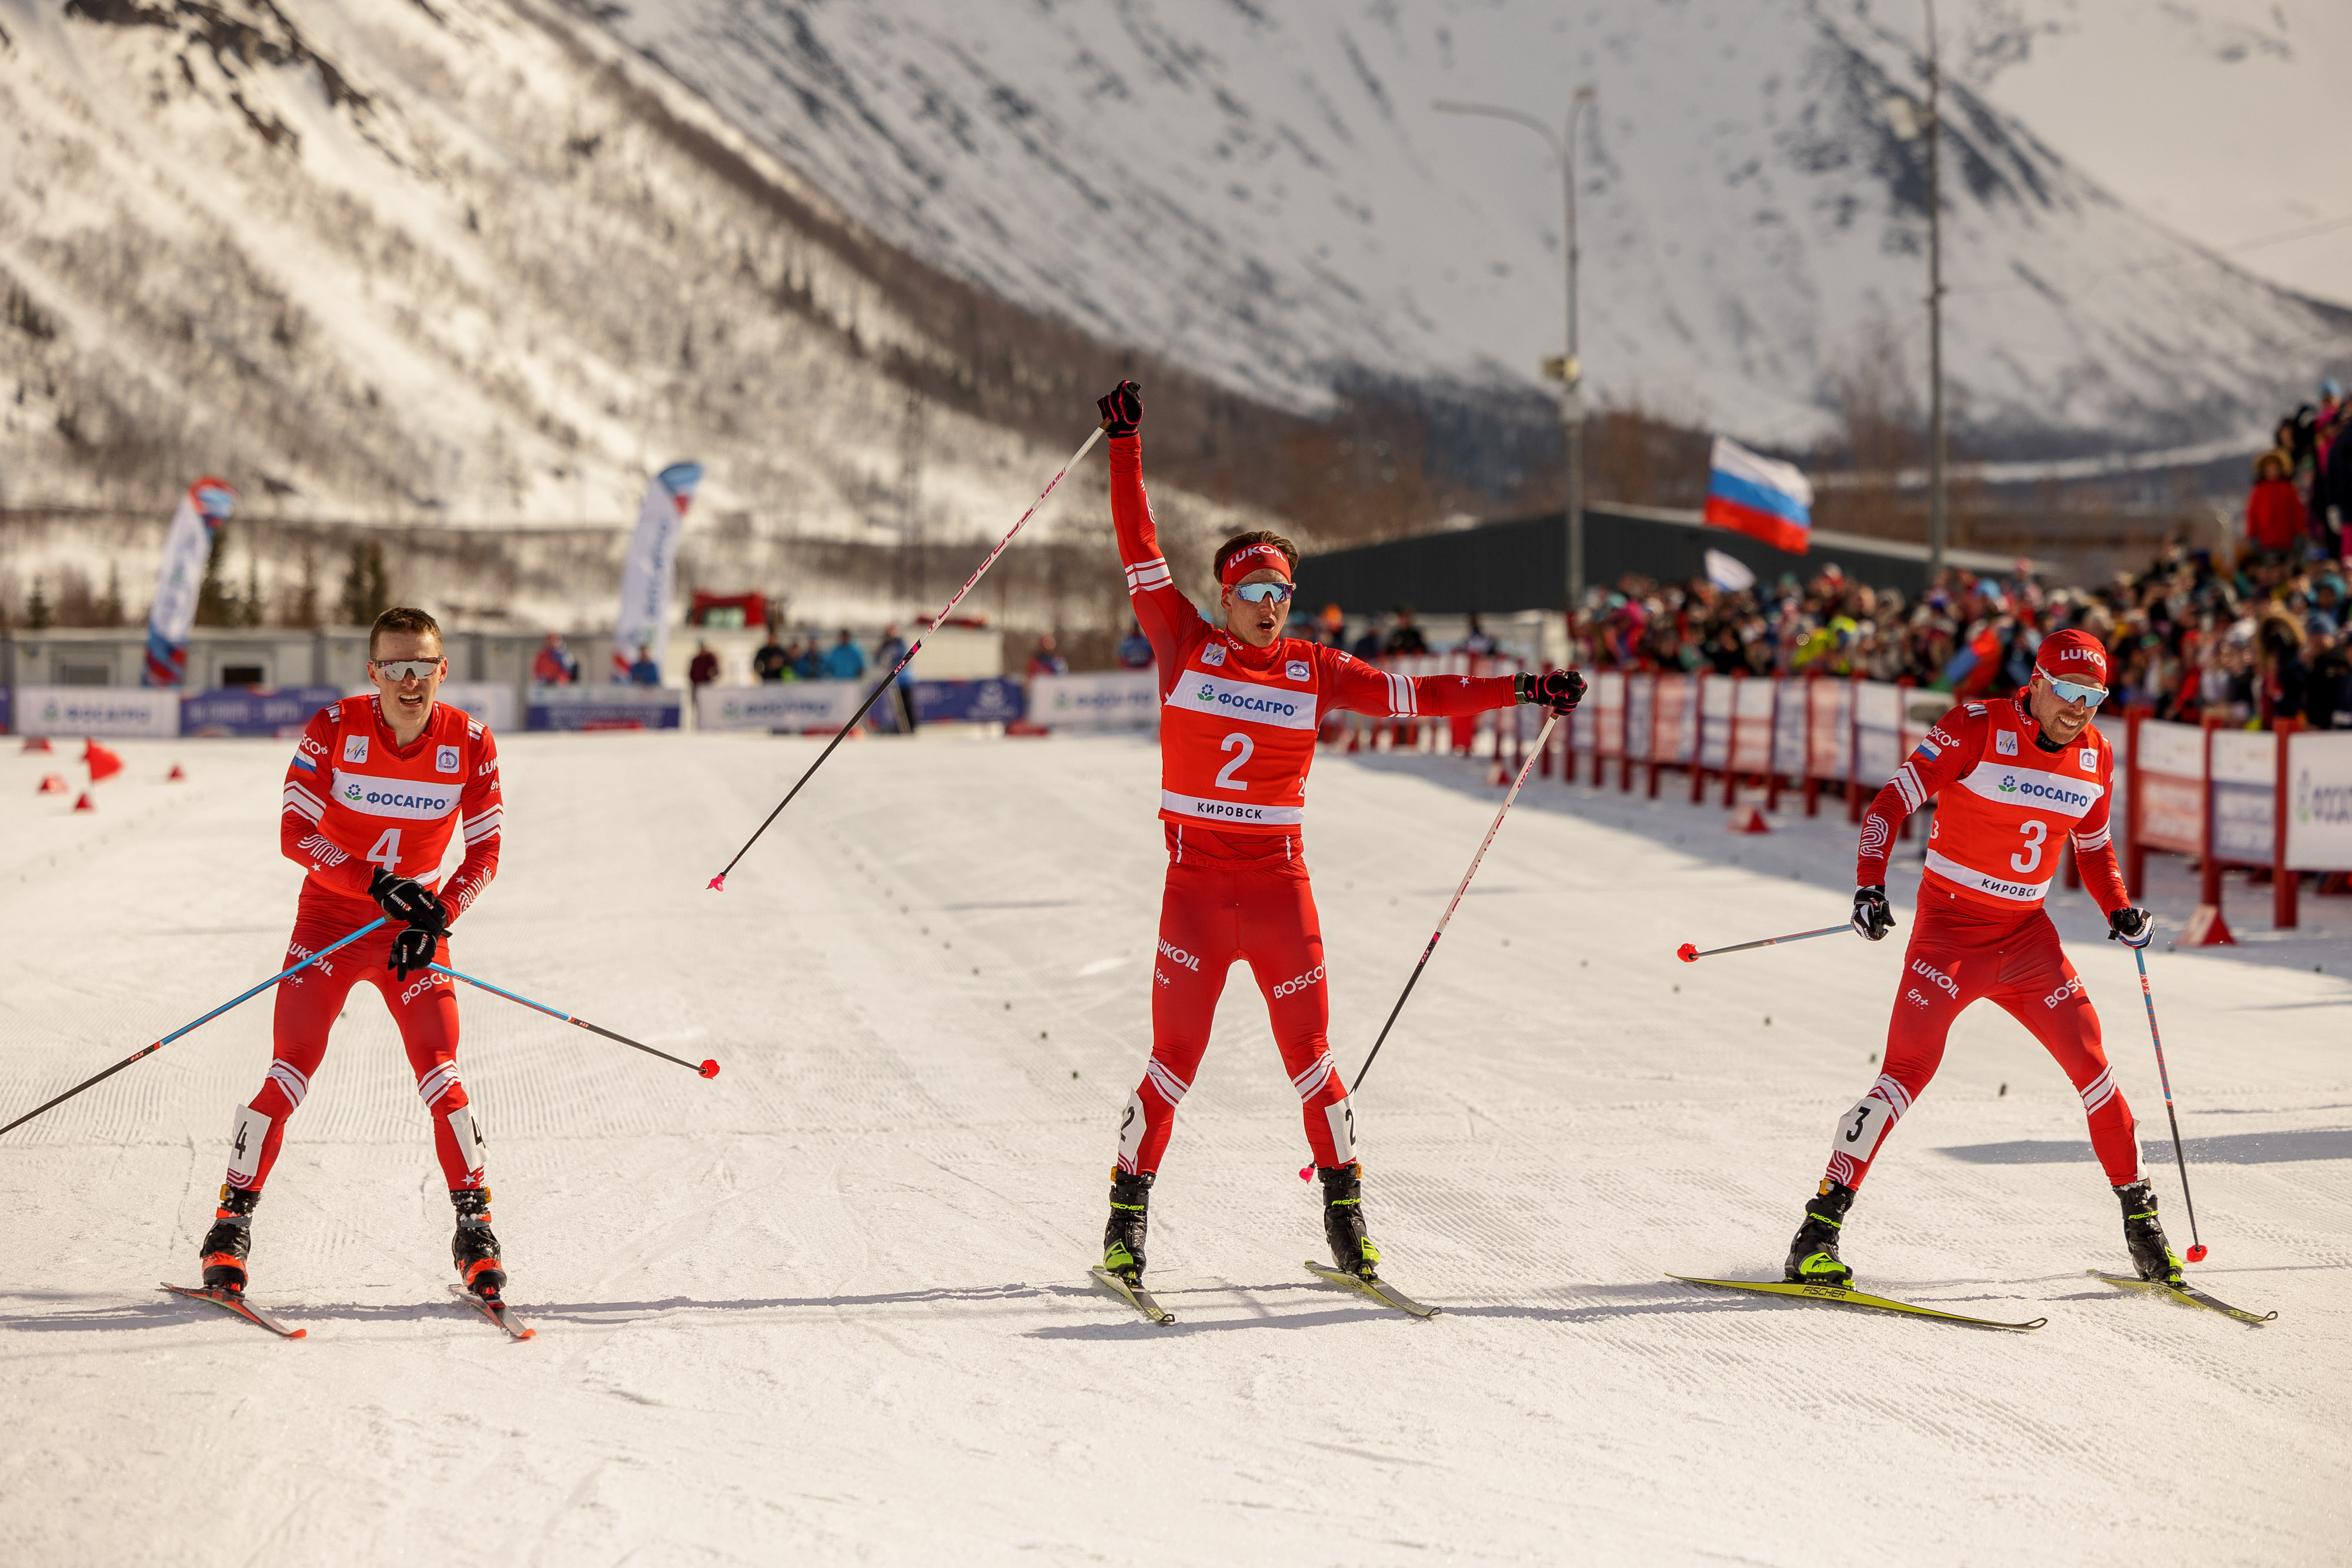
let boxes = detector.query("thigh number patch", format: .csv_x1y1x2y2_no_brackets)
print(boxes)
1830,1092,1899,1165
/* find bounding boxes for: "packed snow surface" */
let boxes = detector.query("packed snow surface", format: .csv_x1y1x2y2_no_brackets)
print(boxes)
3,731,2347,1564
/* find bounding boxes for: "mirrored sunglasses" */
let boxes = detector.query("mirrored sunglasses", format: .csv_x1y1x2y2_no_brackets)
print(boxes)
371,658,443,682
2042,674,2106,707
1233,580,1295,605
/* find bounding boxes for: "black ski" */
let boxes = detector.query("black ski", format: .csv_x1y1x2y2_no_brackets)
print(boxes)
449,1284,536,1340
1669,1274,2046,1330
1088,1265,1175,1325
2087,1269,2275,1326
161,1282,306,1339
1305,1260,1442,1319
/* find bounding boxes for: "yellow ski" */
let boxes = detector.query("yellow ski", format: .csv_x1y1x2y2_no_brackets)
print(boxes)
1668,1274,2046,1330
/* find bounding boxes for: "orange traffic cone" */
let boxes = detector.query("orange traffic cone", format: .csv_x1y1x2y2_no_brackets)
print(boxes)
72,791,96,813
21,736,52,753
84,740,125,783
2180,904,2234,946
37,774,67,794
168,763,187,781
1728,803,1771,834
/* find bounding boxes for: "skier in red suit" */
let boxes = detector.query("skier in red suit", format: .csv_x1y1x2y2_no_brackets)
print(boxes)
1091,380,1585,1289
1785,628,2185,1288
198,606,510,1300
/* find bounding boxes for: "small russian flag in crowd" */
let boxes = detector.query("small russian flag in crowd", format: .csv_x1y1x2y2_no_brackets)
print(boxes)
1703,436,1814,554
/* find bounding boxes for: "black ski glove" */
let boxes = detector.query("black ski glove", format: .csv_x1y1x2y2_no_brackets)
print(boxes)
2107,905,2154,949
1852,885,1896,942
1515,668,1587,714
1097,379,1142,437
370,867,449,932
388,924,442,981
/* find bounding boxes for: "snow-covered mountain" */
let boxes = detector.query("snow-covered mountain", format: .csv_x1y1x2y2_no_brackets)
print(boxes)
607,0,2352,447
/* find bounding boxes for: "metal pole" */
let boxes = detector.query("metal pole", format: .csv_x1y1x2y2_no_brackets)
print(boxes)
1564,86,1593,614
1924,0,1947,582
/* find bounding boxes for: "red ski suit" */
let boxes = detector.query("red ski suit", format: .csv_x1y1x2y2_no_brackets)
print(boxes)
227,695,502,1195
1110,433,1516,1174
1826,691,2140,1191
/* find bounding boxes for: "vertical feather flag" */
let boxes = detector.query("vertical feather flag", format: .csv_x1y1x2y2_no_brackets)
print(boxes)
612,462,704,682
1703,437,1813,554
143,477,238,686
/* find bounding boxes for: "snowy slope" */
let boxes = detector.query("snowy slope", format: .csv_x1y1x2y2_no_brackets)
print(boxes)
604,0,2352,446
1950,0,2352,309
2,731,2347,1563
0,0,1265,551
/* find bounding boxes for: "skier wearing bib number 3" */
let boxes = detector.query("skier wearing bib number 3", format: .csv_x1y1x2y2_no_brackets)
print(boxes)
1785,629,2184,1289
196,607,509,1300
1091,380,1584,1289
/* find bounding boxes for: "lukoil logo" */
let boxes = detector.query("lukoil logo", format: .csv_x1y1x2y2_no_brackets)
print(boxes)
1909,958,1957,998
1157,938,1201,973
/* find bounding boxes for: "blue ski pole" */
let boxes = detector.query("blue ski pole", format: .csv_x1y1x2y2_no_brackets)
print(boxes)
1,917,388,1138
427,964,719,1078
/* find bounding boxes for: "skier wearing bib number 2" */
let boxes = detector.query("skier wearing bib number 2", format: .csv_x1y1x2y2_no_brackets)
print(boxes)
1091,380,1584,1289
197,607,508,1300
1785,628,2183,1288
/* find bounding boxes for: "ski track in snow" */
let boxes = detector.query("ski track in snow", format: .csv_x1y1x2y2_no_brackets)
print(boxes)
1,733,2346,1563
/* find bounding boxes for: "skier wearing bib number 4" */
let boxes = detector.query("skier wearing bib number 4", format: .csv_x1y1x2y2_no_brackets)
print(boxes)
1786,628,2183,1289
1090,380,1583,1292
196,607,509,1301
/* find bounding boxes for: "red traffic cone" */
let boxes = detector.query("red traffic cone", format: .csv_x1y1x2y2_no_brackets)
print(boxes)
1728,803,1771,834
2180,904,2235,946
84,740,125,783
72,791,96,813
37,773,67,794
21,736,52,753
167,763,186,781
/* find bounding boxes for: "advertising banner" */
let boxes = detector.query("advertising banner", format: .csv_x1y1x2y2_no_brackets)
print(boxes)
2209,729,2276,864
1853,681,1903,788
431,683,517,733
181,686,342,738
16,686,181,738
527,685,683,731
2284,731,2352,870
696,681,865,733
1592,671,1625,758
2135,720,2205,854
1771,680,1809,777
1623,674,1655,765
1027,670,1159,730
1651,674,1695,765
1729,678,1775,774
916,678,1026,726
611,462,703,681
1807,679,1852,783
0,684,10,734
1696,674,1732,771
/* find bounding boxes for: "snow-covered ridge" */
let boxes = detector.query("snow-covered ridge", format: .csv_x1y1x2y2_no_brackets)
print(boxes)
603,0,2351,446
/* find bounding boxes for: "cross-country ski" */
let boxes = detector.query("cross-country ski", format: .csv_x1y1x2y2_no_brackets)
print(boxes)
9,8,2351,1561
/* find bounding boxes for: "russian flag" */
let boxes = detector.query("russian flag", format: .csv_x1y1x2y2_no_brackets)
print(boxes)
1703,436,1813,554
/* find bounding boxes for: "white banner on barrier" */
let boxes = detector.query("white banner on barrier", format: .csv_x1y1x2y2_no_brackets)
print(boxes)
697,681,864,733
435,683,517,733
16,686,180,738
1809,680,1852,783
2286,731,2352,870
1696,676,1732,771
1770,682,1808,777
1593,671,1625,758
1729,678,1775,774
1853,682,1903,788
2210,727,2276,863
1028,670,1159,730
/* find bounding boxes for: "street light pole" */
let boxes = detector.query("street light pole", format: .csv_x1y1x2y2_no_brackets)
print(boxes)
1434,86,1598,619
1923,0,1947,583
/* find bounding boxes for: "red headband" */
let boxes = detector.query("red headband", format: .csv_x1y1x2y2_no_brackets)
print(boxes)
1220,543,1291,588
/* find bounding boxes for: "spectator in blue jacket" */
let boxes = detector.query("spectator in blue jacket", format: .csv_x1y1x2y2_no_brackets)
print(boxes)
822,628,867,681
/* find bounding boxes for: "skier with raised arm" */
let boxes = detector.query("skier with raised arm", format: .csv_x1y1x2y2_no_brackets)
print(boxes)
1090,380,1583,1305
1785,630,2181,1288
196,607,508,1303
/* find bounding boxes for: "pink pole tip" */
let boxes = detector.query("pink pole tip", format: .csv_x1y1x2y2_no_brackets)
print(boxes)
1676,943,1698,963
706,873,727,891
699,1059,721,1079
1298,1166,1312,1181
2186,1243,2207,1262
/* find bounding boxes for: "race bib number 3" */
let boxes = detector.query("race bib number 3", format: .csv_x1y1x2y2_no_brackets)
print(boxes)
1830,1092,1899,1165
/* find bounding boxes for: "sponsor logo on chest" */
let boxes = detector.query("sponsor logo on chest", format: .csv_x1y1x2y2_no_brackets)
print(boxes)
1994,730,2018,757
343,734,370,764
1168,670,1318,731
333,769,462,820
1200,642,1227,667
1285,658,1310,681
436,744,462,773
2079,747,2097,773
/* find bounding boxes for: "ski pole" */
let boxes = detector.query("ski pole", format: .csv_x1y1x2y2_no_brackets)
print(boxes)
1675,923,1852,962
708,423,1107,890
1351,711,1559,1096
428,964,719,1078
2130,943,2206,1261
0,917,388,1139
